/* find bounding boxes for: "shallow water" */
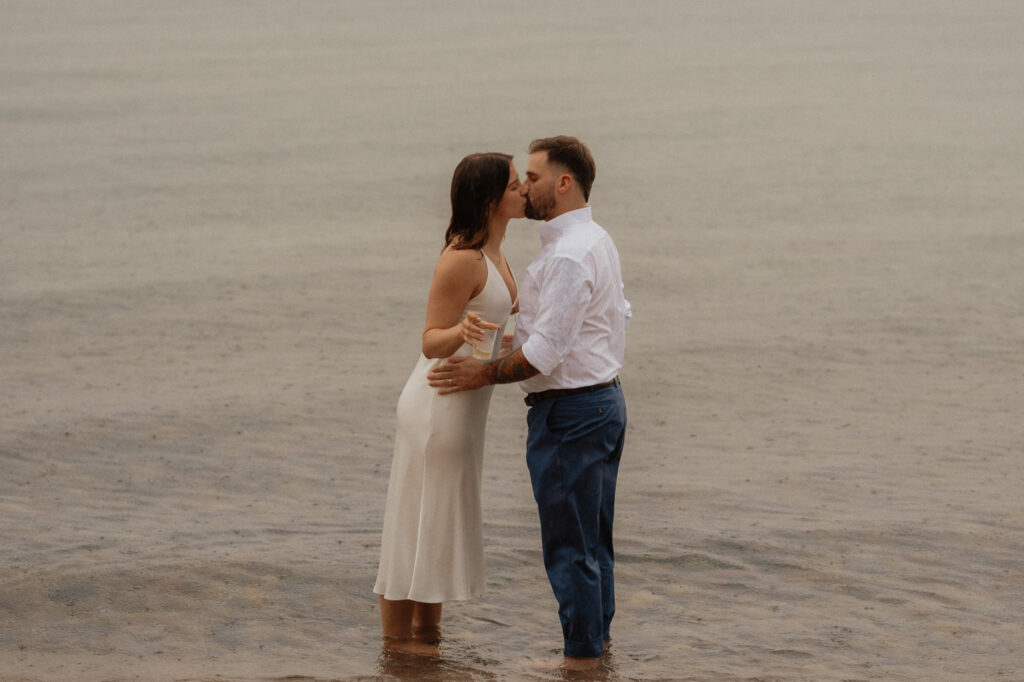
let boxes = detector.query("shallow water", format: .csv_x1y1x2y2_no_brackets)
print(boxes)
2,2,1023,680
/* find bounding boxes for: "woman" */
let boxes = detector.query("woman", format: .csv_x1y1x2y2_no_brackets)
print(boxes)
373,152,523,654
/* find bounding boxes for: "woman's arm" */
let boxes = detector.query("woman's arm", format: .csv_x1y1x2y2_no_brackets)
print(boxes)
421,249,493,359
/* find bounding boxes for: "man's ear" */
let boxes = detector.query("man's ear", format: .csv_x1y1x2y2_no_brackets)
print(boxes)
556,173,574,196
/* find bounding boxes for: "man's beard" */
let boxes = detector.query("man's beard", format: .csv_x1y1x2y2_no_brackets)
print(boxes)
524,186,555,221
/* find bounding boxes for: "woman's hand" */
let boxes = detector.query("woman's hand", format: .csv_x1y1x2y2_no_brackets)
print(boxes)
460,312,500,348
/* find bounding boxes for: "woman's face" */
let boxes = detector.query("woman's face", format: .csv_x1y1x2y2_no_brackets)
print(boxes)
493,163,526,221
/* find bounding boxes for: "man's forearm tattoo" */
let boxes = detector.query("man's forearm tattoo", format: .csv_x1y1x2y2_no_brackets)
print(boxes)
484,349,540,385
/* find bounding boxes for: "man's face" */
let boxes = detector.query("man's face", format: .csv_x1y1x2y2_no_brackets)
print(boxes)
522,151,558,221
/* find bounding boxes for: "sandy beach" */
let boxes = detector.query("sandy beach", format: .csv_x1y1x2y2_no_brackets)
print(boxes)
2,2,1023,680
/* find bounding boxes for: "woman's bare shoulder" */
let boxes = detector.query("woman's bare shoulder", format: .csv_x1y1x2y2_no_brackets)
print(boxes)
429,246,487,299
439,245,484,261
435,246,485,274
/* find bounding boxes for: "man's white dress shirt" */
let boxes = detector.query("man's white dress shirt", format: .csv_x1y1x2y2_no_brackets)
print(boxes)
514,206,630,394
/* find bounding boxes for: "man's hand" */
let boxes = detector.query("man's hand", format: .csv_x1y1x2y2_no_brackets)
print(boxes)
428,348,541,394
427,356,489,394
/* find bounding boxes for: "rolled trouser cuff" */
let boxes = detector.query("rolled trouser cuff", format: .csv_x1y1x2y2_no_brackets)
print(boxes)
563,633,605,658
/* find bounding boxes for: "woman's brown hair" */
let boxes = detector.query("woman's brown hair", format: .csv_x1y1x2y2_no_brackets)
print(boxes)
444,152,513,251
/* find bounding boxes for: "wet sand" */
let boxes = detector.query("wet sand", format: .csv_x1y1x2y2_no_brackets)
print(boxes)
2,2,1023,680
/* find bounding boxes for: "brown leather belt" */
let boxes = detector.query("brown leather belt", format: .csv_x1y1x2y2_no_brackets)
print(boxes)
524,377,620,407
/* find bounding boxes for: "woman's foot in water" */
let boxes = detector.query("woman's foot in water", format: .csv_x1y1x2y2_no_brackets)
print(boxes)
381,636,439,657
412,623,442,646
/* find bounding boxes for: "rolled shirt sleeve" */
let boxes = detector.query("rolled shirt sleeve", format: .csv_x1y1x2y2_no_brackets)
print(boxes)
623,284,632,328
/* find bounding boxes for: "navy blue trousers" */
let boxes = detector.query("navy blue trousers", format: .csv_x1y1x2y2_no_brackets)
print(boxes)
525,383,626,658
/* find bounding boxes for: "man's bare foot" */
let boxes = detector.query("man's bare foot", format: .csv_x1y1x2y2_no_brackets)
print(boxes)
381,636,439,656
561,656,601,671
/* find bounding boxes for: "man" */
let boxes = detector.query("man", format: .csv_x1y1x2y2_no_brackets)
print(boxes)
427,135,629,670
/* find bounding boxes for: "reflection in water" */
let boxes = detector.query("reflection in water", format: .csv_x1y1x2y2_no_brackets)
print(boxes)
376,645,499,681
551,648,620,682
375,647,624,681
374,640,623,682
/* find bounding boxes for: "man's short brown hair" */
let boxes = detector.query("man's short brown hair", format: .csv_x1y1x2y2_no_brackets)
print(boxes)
529,135,596,202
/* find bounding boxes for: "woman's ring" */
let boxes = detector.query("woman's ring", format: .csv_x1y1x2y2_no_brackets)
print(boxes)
449,379,454,386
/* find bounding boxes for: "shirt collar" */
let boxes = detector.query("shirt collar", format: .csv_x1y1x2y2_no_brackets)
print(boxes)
537,206,592,244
